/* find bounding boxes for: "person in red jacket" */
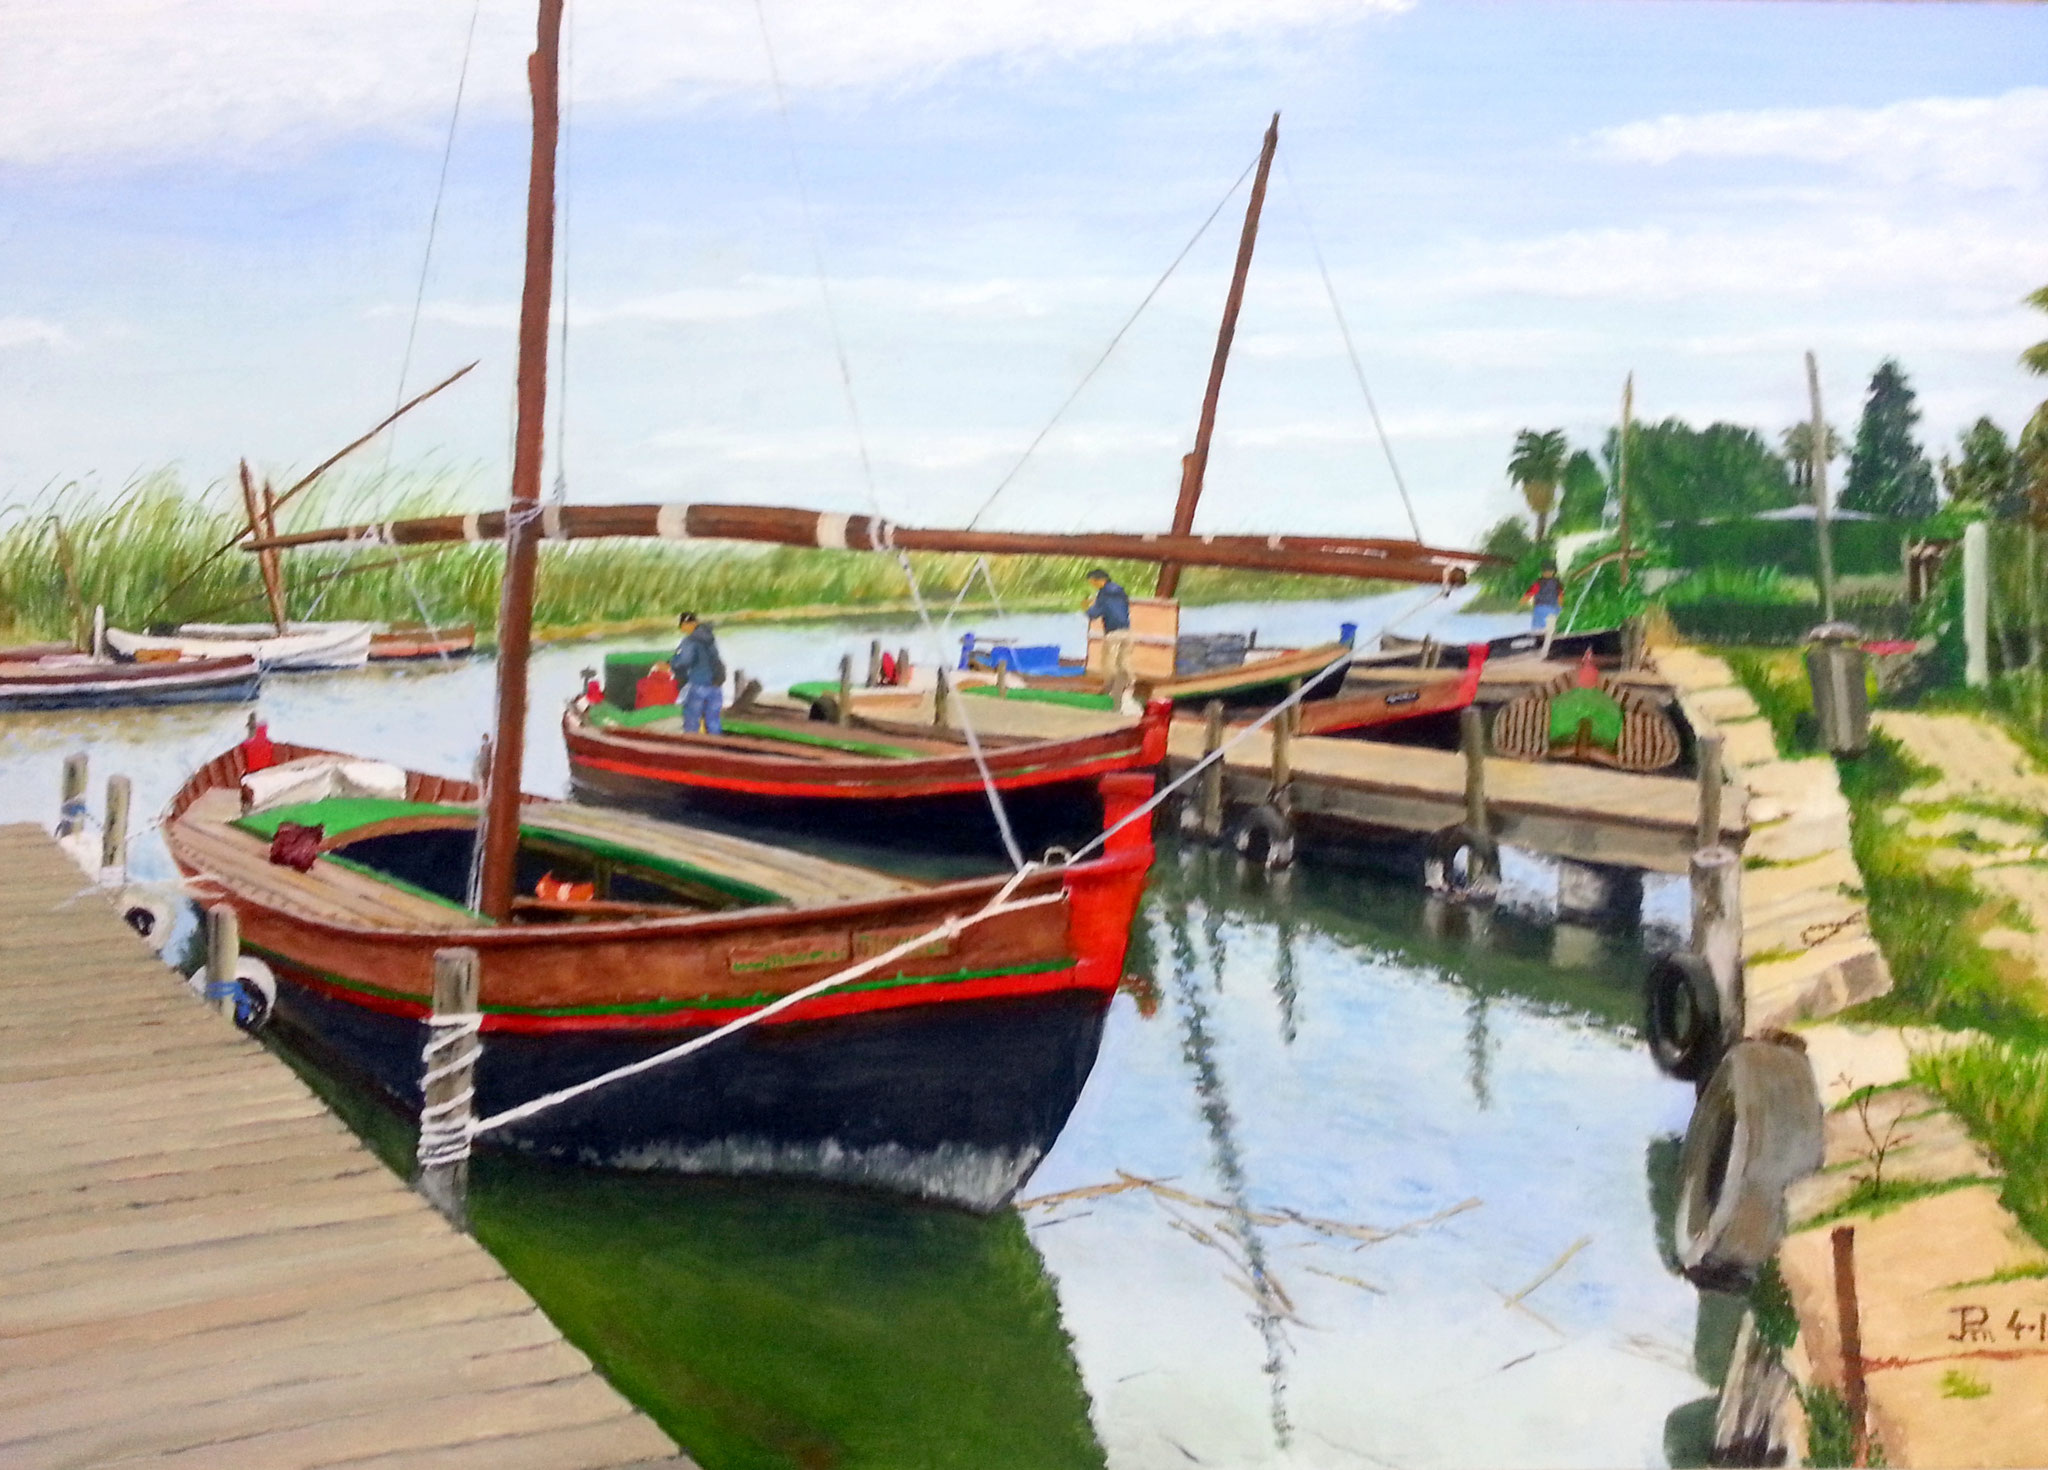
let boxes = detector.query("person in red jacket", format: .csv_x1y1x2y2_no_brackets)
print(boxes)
1521,563,1563,631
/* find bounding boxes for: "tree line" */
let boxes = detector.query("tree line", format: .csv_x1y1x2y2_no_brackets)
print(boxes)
1487,287,2048,560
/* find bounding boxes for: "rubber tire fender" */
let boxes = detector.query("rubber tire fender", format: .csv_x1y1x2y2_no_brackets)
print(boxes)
807,696,840,724
1423,823,1499,901
1229,803,1296,870
1676,1039,1824,1293
1645,950,1724,1081
208,956,278,1035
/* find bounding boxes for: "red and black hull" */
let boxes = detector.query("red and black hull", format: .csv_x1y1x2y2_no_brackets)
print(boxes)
257,960,1114,1209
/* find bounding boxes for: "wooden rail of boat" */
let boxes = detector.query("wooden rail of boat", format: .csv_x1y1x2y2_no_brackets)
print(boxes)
563,698,1170,800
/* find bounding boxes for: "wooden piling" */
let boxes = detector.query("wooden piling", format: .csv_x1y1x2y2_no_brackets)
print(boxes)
1831,1225,1870,1466
205,903,240,1018
933,666,951,728
100,773,130,878
1460,707,1488,835
1271,693,1294,801
732,666,748,709
1696,733,1724,852
1690,844,1744,1042
836,653,854,726
418,947,482,1231
866,639,883,687
896,646,911,687
997,662,1012,697
1198,699,1226,841
57,752,88,835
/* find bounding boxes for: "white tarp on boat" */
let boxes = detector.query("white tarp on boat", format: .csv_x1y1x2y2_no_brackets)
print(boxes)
107,621,375,671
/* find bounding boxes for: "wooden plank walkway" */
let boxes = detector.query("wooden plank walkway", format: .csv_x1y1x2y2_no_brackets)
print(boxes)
1163,721,1746,875
0,824,688,1470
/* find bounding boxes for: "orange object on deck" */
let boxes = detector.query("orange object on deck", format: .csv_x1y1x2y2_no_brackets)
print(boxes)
635,662,679,709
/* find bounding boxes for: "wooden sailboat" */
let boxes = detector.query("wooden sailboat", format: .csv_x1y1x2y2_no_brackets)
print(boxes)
564,675,1173,852
0,639,260,711
179,0,1157,1211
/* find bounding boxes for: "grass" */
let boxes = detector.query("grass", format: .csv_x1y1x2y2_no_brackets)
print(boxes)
1801,1384,1886,1468
1911,1040,2048,1250
0,469,1390,643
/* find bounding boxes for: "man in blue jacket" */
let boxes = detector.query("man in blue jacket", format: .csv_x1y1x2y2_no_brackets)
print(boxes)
1084,568,1133,700
670,611,726,734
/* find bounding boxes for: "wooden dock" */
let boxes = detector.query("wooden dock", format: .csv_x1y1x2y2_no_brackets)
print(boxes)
0,824,687,1470
1163,721,1743,874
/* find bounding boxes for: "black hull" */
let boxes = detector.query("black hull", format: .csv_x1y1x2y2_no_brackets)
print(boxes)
0,672,261,712
265,969,1114,1212
566,762,1106,858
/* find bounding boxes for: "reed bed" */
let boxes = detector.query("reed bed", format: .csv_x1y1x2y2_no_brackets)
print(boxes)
0,471,1387,644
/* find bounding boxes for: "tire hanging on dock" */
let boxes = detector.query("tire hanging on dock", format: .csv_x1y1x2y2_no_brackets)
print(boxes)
1675,1038,1823,1292
1644,950,1725,1081
1422,823,1498,902
1229,803,1296,870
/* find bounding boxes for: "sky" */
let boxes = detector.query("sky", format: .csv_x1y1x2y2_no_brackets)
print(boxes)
2,0,2044,547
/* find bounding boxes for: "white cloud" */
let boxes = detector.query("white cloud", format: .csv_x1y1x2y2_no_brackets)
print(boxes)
0,316,71,349
1589,87,2048,192
0,0,1401,167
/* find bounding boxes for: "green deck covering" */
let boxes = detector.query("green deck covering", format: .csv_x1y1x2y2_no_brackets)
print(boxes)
588,700,922,759
1548,686,1625,748
960,685,1116,712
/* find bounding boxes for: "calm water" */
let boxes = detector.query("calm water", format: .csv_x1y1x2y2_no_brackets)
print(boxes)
0,591,1720,1469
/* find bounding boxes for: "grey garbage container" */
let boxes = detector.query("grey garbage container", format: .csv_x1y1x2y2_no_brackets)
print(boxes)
1804,622,1869,757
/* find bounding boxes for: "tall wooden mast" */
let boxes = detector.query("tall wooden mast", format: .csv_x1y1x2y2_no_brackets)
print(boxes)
1155,113,1281,601
476,0,565,923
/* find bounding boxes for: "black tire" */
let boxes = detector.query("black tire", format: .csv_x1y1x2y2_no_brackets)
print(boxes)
1229,803,1296,870
1423,823,1499,901
1645,950,1723,1081
1676,1039,1824,1292
807,696,840,723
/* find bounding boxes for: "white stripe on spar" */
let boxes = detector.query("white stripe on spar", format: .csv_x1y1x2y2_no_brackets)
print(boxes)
815,512,850,550
461,513,483,542
655,505,690,541
541,504,564,540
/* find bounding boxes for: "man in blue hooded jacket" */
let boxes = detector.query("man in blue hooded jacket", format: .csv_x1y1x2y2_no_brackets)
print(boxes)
670,611,726,734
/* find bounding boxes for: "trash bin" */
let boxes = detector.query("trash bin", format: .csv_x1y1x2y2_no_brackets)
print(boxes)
1804,622,1869,757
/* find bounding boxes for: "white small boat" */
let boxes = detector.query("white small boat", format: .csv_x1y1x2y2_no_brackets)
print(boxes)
107,620,375,671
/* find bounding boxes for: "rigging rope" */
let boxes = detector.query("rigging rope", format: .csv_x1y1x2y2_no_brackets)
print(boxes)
456,650,1355,1145
964,152,1261,532
1277,154,1423,544
751,0,1025,869
551,1,574,504
387,0,482,473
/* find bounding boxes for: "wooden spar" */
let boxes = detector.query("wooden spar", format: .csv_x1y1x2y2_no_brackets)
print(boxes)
140,361,478,623
1806,350,1836,624
1617,373,1635,589
1156,113,1280,602
240,460,289,633
476,0,564,924
246,502,1499,585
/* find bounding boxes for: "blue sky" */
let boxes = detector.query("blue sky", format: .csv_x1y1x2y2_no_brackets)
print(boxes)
3,0,2044,546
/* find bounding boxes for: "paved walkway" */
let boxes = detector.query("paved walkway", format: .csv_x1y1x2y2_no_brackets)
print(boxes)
0,823,686,1470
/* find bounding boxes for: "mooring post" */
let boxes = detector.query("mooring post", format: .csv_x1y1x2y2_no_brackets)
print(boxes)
1963,520,1990,688
732,666,747,709
1831,1225,1869,1466
1271,693,1294,806
204,903,240,1018
1461,707,1488,834
1198,699,1226,841
896,647,911,687
1623,613,1647,671
866,638,883,687
1690,844,1744,1043
932,666,951,728
996,662,1012,698
1696,732,1725,852
91,604,107,659
418,946,482,1231
100,774,130,883
56,752,88,836
836,653,853,726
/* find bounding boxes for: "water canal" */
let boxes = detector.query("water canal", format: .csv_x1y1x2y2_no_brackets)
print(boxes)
0,592,1722,1468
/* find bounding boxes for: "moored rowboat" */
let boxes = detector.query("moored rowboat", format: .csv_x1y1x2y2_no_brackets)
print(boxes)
0,645,261,711
166,737,1157,1208
108,620,375,671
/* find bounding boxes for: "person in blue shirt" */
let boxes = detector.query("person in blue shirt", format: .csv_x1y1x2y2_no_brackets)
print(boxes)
669,612,726,734
1084,568,1133,699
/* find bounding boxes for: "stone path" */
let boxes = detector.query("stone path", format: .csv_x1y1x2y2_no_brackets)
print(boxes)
1653,647,1892,1029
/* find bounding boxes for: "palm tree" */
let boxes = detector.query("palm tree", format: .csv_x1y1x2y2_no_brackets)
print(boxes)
1780,421,1843,496
1507,429,1569,541
2023,285,2048,379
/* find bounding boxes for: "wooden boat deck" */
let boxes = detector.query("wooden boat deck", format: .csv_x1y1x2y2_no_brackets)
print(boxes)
171,785,920,929
0,823,688,1469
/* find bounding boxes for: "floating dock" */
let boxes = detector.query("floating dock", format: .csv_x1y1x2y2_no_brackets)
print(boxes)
0,823,686,1470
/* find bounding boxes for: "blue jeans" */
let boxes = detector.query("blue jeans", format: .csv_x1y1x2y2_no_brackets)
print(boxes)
681,683,724,734
1532,602,1559,631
